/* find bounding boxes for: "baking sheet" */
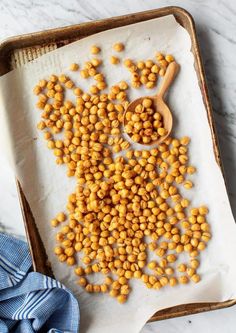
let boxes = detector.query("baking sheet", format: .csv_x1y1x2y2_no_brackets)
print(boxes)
0,15,236,333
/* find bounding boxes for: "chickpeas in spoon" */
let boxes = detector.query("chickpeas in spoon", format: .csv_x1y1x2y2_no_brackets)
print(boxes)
124,61,180,145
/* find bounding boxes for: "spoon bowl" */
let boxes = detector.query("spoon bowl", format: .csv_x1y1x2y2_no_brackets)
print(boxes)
124,61,180,145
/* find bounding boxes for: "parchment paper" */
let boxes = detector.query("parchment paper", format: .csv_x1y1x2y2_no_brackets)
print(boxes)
0,15,236,333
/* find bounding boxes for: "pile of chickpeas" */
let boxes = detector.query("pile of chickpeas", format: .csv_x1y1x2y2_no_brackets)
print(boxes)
124,53,174,89
125,98,167,144
34,42,211,304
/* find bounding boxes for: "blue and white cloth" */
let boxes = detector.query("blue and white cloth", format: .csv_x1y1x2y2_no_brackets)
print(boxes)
0,233,79,333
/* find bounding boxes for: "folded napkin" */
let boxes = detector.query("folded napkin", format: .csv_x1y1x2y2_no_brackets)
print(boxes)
0,233,79,333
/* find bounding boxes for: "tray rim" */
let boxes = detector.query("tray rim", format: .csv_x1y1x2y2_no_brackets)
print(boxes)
0,5,235,322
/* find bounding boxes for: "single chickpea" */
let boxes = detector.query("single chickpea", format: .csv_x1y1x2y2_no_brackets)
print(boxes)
113,42,124,52
191,238,199,248
156,52,164,61
153,281,162,290
179,275,189,284
105,277,113,285
54,246,63,255
190,208,199,216
159,59,168,68
142,98,152,108
151,64,159,73
50,74,58,83
110,289,119,297
155,267,164,276
80,69,89,79
148,73,156,82
141,274,149,283
89,85,99,94
199,206,209,215
191,274,201,283
160,276,169,286
37,121,46,130
55,232,64,242
58,254,67,262
186,267,195,277
33,85,42,95
56,212,66,222
160,258,168,268
75,267,84,276
140,75,148,84
58,74,68,83
198,241,206,251
146,81,155,89
93,285,101,293
51,219,59,227
145,59,153,68
118,80,128,90
85,284,94,293
65,80,74,89
158,128,167,136
117,295,127,303
84,266,93,275
70,63,79,71
167,254,177,263
110,56,120,65
177,263,187,272
187,166,196,174
112,281,121,290
101,284,108,293
38,79,47,88
202,232,211,242
134,271,142,279
159,68,166,76
169,277,178,287
165,267,174,275
118,276,127,285
66,257,75,266
165,54,175,63
91,58,102,67
97,81,107,90
176,244,184,253
65,247,75,257
123,59,133,67
184,180,193,189
137,61,145,69
201,223,209,232
181,198,190,208
90,45,101,54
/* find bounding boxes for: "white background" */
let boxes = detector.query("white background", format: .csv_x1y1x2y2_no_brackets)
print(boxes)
0,1,235,332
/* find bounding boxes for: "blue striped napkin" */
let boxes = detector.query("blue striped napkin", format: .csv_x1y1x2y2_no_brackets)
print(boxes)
0,233,79,333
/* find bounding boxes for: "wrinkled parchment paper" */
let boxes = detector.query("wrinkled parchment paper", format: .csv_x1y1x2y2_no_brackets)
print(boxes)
0,15,236,333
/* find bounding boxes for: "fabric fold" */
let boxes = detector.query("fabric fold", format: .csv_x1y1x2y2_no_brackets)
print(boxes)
0,233,79,333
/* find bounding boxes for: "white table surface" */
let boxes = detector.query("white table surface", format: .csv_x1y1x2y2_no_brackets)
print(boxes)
0,0,235,332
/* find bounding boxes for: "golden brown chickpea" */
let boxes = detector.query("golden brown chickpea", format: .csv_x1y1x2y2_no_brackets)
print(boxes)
177,263,186,273
51,219,59,227
123,59,133,67
110,56,120,65
179,276,189,284
90,45,101,54
191,274,201,283
70,63,79,71
113,42,124,52
109,289,119,297
75,267,84,276
169,277,177,287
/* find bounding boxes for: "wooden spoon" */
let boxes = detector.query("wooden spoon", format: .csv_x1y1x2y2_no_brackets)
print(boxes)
124,61,180,145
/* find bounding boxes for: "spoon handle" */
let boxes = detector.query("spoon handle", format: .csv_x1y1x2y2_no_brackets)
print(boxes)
157,61,180,99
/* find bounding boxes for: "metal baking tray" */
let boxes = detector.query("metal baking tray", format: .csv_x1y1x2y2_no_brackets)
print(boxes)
0,6,235,323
